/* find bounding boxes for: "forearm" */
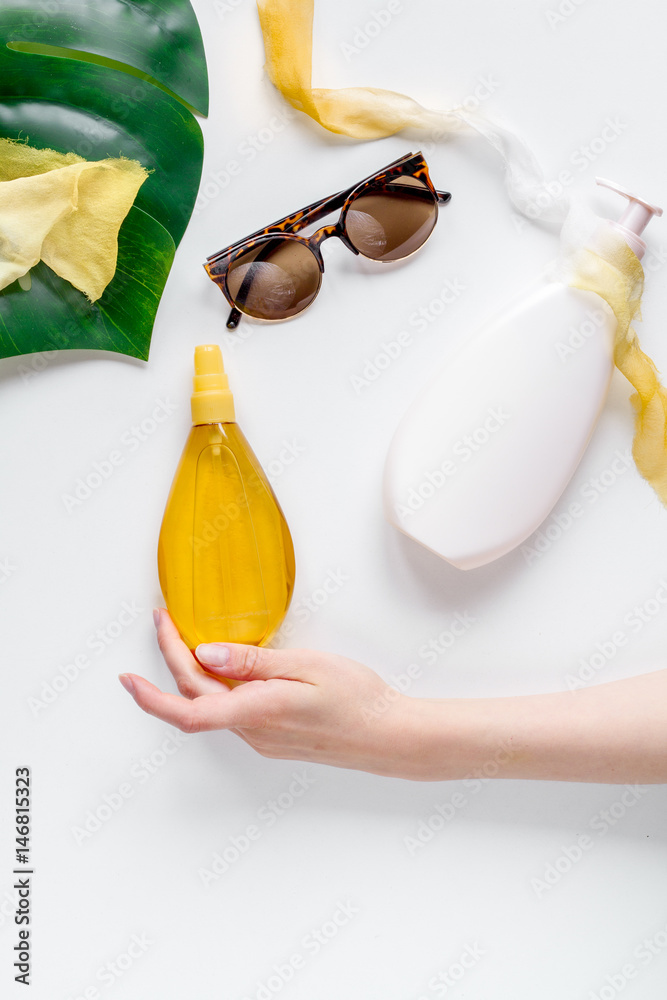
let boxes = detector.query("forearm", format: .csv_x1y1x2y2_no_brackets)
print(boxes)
400,669,667,784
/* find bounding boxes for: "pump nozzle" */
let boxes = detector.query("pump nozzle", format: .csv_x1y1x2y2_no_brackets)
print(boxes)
195,344,227,380
191,344,235,425
595,177,663,260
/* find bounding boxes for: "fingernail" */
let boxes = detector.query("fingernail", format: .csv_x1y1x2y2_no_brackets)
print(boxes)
153,608,161,630
118,673,136,695
196,644,230,668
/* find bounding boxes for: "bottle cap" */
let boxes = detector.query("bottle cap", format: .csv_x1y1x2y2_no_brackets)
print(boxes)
191,344,235,425
596,177,663,260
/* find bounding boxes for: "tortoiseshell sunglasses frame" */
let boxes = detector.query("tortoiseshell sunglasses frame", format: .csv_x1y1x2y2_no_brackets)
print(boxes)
204,151,451,329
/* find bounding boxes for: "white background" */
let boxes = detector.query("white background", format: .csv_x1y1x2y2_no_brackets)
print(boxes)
2,0,667,997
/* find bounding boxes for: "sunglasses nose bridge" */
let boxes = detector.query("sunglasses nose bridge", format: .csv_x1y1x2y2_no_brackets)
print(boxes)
311,220,360,257
310,223,359,258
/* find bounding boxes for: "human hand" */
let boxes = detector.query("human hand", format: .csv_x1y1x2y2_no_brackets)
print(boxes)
119,610,667,784
118,609,430,779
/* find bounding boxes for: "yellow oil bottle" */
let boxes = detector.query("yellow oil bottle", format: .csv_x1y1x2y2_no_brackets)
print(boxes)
158,344,295,651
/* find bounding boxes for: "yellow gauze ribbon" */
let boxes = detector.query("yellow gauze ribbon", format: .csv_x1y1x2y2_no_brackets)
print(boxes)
0,139,148,302
256,0,667,504
257,0,454,138
567,233,667,503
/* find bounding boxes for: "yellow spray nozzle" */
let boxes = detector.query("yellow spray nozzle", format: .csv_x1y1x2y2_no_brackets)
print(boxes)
191,344,235,425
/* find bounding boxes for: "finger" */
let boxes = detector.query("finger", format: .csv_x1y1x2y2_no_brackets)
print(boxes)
155,608,229,698
195,641,315,684
118,673,237,733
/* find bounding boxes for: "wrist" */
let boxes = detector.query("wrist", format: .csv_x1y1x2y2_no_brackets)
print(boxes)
391,695,519,782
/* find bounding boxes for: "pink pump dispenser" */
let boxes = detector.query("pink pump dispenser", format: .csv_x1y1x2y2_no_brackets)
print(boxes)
595,177,663,260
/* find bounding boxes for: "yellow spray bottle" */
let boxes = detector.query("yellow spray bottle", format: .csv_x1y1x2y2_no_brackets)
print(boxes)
157,344,295,652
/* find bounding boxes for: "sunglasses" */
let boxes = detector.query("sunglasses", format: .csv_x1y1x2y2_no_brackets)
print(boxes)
204,151,451,329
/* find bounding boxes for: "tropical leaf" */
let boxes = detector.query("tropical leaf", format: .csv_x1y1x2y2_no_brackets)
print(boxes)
0,0,208,116
0,47,204,246
0,207,175,361
0,0,207,360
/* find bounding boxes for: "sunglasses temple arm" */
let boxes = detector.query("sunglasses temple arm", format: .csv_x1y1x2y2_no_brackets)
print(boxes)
224,185,450,255
281,188,351,234
226,306,242,330
208,153,438,263
298,183,450,220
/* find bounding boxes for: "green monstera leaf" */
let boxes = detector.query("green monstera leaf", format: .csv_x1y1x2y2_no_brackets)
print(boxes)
0,0,208,361
0,208,175,360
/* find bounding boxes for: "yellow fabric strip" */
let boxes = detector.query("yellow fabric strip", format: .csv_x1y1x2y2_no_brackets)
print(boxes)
0,138,148,302
569,235,667,504
257,0,441,139
255,0,471,141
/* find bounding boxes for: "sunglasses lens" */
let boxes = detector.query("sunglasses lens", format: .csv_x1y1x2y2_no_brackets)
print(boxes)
226,238,321,321
344,176,438,262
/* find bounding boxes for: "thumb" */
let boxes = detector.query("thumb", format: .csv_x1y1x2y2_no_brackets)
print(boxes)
195,642,308,682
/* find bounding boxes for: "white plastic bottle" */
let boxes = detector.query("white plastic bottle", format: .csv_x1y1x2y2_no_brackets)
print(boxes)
383,178,662,570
